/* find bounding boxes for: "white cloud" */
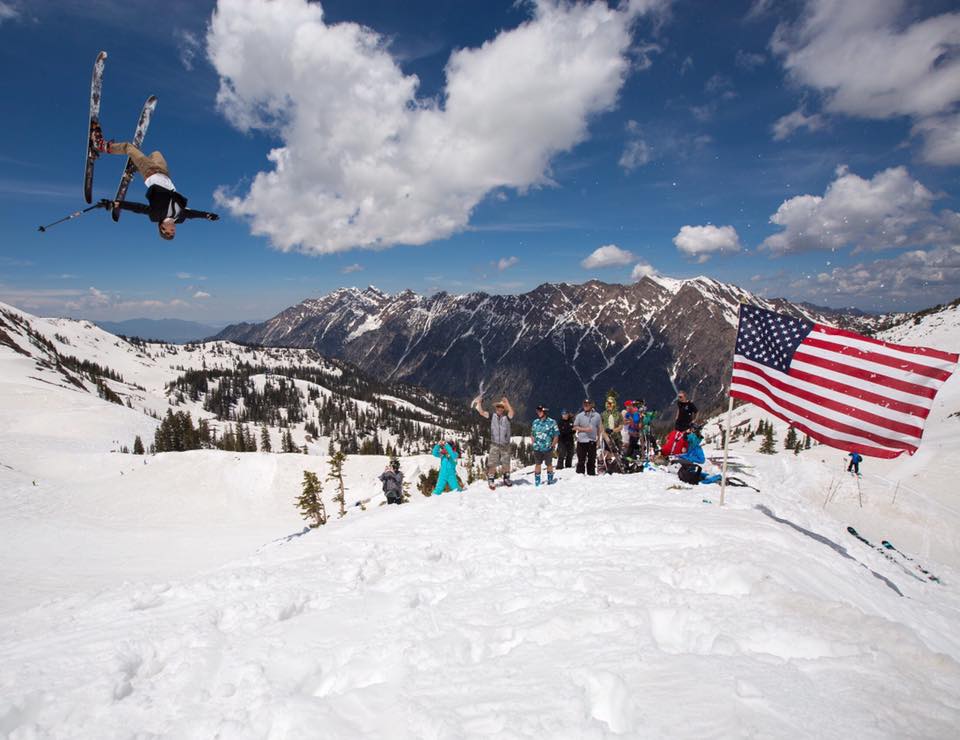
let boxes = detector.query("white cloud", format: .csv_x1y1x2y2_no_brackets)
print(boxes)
619,120,651,172
63,287,189,314
745,0,773,21
761,165,960,255
174,29,201,71
0,2,18,23
673,224,742,262
912,113,960,166
581,244,636,269
771,107,825,140
790,245,960,304
705,74,736,100
176,272,207,280
496,256,519,271
735,50,765,70
341,263,364,274
771,0,960,164
207,0,667,254
193,291,211,299
631,259,658,280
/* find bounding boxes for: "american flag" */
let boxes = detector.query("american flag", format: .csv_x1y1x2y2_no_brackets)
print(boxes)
730,304,958,459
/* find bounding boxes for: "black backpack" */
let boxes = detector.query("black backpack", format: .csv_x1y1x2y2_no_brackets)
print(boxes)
677,463,702,485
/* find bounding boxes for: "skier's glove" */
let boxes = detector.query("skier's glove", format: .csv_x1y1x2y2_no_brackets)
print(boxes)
207,213,220,221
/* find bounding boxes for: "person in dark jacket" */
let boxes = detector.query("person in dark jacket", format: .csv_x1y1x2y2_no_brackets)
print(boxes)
379,460,405,505
556,410,575,469
674,390,698,431
92,128,218,239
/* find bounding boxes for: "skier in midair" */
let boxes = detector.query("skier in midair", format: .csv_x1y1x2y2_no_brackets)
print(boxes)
91,126,218,239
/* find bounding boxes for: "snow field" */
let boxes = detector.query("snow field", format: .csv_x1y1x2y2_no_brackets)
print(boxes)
2,469,960,738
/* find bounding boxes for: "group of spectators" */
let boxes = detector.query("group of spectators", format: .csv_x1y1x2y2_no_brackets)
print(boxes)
471,391,699,484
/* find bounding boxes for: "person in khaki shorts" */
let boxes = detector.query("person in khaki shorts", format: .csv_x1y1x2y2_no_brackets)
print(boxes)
91,127,219,240
472,395,514,489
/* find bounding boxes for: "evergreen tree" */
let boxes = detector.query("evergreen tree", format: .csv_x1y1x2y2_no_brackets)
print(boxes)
784,426,798,450
132,435,145,455
759,424,777,454
804,435,812,449
793,442,801,456
297,471,327,528
327,450,348,518
260,425,272,452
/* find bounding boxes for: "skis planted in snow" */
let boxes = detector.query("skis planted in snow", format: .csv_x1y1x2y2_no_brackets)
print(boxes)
111,96,158,222
83,51,107,204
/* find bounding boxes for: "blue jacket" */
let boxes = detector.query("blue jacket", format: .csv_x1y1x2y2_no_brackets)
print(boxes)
676,432,705,465
432,443,459,474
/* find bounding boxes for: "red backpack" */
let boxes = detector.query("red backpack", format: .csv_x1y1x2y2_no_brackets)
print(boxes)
662,429,689,456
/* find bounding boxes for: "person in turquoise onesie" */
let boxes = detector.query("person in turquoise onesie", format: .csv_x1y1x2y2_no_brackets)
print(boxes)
432,440,463,495
530,405,560,486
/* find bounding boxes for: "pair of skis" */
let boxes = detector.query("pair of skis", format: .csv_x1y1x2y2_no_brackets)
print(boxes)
847,526,941,584
84,50,157,221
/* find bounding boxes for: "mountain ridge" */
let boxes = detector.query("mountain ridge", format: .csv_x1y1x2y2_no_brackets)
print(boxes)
213,276,898,417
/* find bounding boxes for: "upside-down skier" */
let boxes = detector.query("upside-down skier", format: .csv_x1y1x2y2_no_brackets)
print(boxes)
91,125,219,239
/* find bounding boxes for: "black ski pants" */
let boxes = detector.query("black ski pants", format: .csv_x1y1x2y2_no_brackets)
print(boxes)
576,440,597,475
556,440,574,469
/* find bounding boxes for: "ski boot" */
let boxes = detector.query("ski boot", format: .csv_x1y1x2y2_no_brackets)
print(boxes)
547,471,556,485
89,123,112,156
535,473,542,487
502,474,513,488
487,476,497,491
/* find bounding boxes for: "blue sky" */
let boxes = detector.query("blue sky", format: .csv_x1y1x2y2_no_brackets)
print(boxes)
1,0,958,322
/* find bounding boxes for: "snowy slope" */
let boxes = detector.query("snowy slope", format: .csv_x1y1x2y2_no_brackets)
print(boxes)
2,301,960,736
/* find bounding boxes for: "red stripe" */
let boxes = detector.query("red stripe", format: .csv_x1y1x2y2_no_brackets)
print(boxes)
792,350,937,399
732,362,924,437
814,323,960,363
803,336,952,381
787,366,929,419
730,375,918,452
730,389,909,459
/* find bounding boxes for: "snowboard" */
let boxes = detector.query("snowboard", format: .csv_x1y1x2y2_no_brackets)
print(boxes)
111,96,158,222
83,51,107,204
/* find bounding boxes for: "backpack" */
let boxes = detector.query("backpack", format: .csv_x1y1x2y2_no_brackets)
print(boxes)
662,429,688,456
678,463,702,485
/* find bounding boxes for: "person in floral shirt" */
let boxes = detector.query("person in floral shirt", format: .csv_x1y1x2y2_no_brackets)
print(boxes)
530,405,559,487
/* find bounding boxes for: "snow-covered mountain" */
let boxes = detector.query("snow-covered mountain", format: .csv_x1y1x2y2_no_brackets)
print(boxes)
214,277,883,417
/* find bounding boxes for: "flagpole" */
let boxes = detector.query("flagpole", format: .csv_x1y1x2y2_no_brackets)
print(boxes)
721,299,748,507
720,395,733,507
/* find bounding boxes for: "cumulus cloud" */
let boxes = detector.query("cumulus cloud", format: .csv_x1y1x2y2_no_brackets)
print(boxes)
772,107,826,140
176,272,207,280
771,0,960,164
581,244,636,269
207,0,667,255
792,245,960,304
341,263,364,274
619,120,651,172
496,256,519,271
631,259,658,280
761,165,960,255
673,225,742,262
912,113,960,166
193,290,211,299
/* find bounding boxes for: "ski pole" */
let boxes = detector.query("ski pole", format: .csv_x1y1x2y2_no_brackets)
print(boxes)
38,199,111,232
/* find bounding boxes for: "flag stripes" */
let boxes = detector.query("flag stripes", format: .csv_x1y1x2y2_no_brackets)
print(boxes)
730,304,958,459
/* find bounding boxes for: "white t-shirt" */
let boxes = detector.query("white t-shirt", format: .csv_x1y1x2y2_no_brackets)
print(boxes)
144,173,182,221
144,173,176,192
